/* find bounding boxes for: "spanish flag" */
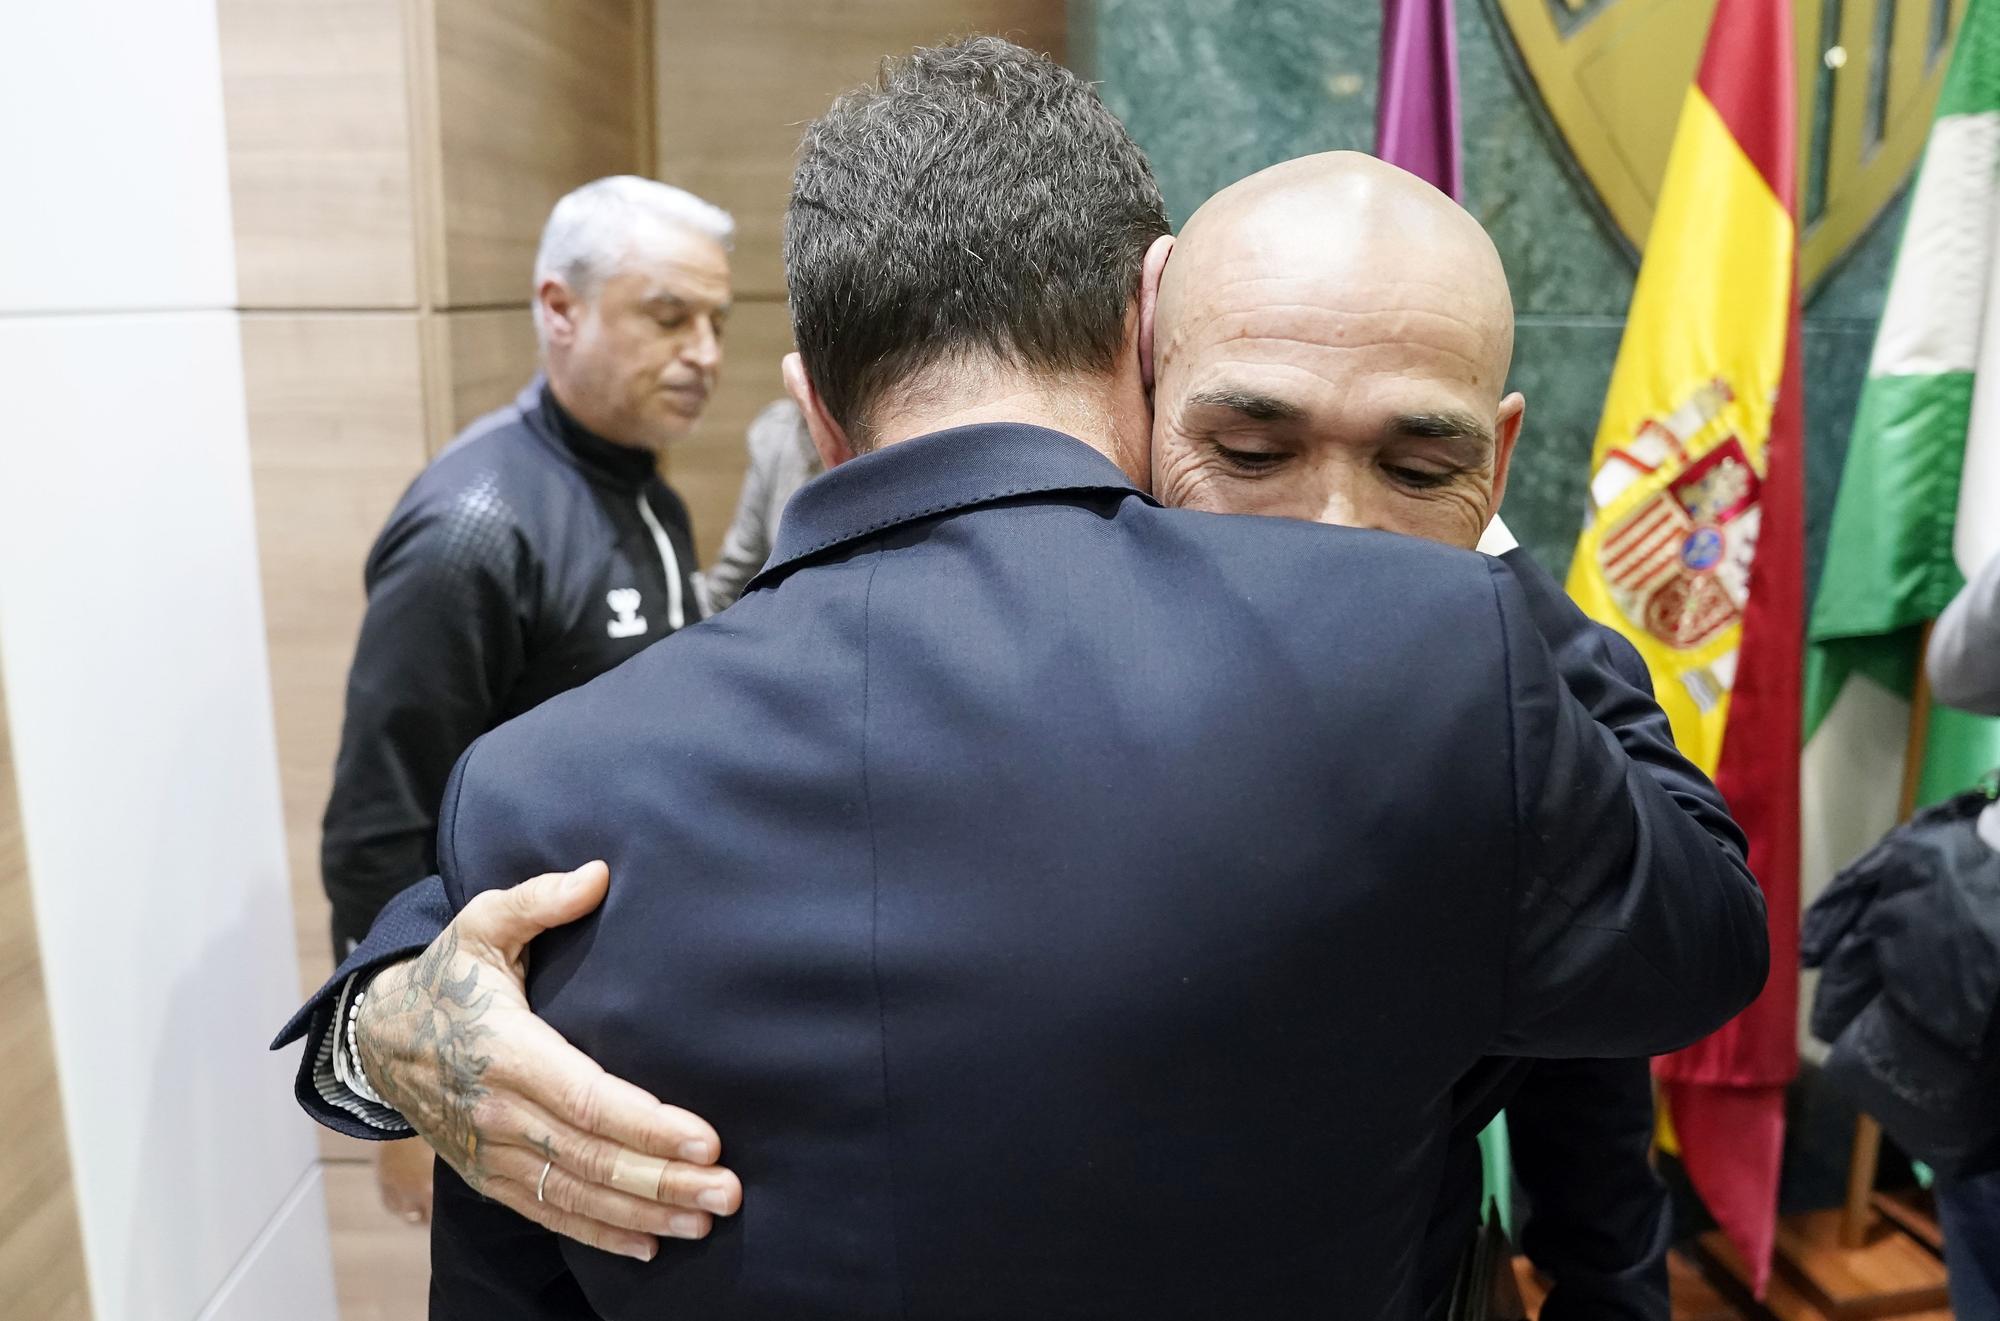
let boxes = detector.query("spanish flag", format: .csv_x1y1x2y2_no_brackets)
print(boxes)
1563,0,1802,1294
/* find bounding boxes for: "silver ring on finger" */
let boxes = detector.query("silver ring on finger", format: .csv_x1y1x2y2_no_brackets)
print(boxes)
537,1159,554,1204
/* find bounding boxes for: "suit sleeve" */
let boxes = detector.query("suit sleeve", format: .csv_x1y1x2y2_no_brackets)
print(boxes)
1487,553,1768,1058
320,493,533,955
271,875,454,1138
276,745,480,1139
1929,549,2000,715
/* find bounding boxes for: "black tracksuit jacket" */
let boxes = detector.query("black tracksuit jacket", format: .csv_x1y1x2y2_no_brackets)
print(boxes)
320,378,702,952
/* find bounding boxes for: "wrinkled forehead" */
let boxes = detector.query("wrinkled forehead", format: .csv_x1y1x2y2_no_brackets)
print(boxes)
1167,259,1508,410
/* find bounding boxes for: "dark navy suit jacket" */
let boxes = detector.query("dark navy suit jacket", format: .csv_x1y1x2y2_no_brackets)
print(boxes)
278,423,1765,1320
1418,558,1691,1321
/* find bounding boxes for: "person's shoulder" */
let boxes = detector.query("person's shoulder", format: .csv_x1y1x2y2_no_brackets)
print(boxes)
368,398,554,577
457,619,697,783
1120,504,1514,650
395,394,564,527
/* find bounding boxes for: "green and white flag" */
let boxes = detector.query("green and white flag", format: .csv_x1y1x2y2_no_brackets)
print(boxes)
1803,0,2000,909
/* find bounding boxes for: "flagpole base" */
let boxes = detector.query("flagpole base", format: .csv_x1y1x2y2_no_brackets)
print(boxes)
1689,1209,1949,1319
1868,1191,1945,1256
1515,1250,1740,1320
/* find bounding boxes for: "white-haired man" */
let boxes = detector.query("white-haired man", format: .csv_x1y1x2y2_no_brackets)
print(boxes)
319,175,732,1221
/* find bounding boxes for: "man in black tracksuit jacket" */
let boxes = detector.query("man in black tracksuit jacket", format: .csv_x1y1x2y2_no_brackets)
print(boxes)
321,377,705,954
320,175,734,1219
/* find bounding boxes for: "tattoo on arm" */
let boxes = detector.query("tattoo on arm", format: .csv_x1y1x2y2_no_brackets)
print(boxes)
358,927,498,1189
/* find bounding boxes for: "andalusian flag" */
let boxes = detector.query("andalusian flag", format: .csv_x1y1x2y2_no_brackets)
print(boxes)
1805,0,2000,894
1564,0,1802,1293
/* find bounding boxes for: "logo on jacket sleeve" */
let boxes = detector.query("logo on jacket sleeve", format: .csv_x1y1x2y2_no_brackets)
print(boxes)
606,588,647,638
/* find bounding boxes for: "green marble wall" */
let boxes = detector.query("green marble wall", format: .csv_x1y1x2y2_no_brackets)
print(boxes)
1075,0,1908,599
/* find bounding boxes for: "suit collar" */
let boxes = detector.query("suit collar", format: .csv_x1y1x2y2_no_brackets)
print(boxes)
749,422,1152,591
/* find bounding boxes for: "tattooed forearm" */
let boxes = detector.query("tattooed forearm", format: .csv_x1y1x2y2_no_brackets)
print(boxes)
357,927,500,1189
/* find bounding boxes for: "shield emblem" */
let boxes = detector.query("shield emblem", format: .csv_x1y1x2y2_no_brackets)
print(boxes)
1598,434,1762,652
1484,0,1967,291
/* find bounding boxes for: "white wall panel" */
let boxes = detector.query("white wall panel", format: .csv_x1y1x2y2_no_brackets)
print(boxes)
0,0,237,313
196,1168,337,1321
0,311,331,1321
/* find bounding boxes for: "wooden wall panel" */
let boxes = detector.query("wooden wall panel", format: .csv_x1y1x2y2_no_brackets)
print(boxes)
654,0,1067,300
667,300,796,566
241,314,430,993
431,0,651,308
435,307,542,450
219,0,421,309
0,664,91,1321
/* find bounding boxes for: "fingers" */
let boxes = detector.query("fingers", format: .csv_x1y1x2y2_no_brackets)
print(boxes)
455,861,612,961
550,1059,725,1167
375,1137,436,1226
487,1012,725,1166
603,1146,742,1215
487,1143,715,1242
500,1091,742,1217
377,1174,432,1225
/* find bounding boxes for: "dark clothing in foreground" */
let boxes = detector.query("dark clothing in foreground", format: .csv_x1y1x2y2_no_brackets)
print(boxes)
1418,556,1684,1321
1941,1170,2000,1321
1425,1054,1669,1321
318,379,701,953
1804,789,2000,1179
282,424,1764,1319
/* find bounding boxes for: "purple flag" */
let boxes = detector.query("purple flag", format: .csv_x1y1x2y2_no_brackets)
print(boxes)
1375,0,1463,200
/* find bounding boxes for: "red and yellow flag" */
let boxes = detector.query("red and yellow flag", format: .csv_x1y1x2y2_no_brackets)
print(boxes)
1564,0,1803,1294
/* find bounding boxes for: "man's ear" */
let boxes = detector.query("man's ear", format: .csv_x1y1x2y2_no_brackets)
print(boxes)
783,352,856,469
1137,234,1175,393
1488,391,1526,515
537,278,579,348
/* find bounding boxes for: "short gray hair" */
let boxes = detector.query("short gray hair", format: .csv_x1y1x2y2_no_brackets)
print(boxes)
533,176,734,338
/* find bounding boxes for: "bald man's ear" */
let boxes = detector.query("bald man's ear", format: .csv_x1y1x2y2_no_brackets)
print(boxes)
1137,234,1175,393
783,352,856,469
1488,392,1525,515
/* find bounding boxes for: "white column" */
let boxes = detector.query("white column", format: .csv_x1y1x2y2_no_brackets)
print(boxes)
0,4,337,1319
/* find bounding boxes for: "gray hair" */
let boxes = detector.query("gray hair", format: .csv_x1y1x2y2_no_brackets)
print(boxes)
786,37,1169,448
532,176,734,340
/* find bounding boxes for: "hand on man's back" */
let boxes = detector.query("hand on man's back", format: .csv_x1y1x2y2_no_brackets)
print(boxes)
356,861,743,1260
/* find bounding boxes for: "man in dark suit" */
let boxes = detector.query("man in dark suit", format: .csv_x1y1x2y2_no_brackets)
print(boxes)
1148,153,1675,1321
276,38,1765,1318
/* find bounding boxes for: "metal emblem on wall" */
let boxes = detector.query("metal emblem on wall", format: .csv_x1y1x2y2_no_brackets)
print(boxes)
1485,0,1966,292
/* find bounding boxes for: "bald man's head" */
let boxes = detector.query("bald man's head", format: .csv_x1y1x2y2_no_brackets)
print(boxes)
1146,152,1525,549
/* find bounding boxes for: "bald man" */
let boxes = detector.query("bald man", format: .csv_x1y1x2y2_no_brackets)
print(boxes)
284,147,1732,1317
1149,152,1671,1321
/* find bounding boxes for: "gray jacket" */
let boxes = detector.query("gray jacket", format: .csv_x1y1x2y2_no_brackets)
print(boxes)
702,398,824,611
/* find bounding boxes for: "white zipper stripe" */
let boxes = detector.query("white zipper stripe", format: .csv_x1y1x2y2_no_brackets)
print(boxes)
636,493,686,630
